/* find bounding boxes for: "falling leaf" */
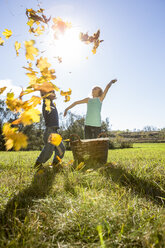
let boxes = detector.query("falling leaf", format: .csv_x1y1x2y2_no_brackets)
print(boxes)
24,40,39,60
2,123,28,151
64,95,70,102
52,17,71,39
56,155,62,163
12,108,40,126
48,133,62,146
0,86,7,95
15,41,21,56
36,57,51,72
45,98,51,112
60,88,72,96
2,29,12,39
79,29,103,55
0,37,5,46
33,81,59,93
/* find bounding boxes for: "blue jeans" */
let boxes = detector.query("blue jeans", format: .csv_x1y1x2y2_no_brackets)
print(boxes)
36,127,65,164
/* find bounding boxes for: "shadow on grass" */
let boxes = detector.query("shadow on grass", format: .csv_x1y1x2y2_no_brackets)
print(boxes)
0,165,59,237
100,163,165,206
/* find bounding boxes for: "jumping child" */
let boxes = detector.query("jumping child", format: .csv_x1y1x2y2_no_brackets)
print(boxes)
64,79,117,139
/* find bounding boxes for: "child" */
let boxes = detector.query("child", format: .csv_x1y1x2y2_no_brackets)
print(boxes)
64,79,117,139
34,90,65,170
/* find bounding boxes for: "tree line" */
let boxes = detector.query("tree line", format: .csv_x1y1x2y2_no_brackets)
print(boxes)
0,100,110,151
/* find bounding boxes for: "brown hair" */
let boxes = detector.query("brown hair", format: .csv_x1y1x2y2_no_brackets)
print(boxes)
92,86,103,97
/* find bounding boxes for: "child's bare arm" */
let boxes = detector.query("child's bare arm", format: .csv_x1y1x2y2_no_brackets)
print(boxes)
100,79,117,102
64,98,89,116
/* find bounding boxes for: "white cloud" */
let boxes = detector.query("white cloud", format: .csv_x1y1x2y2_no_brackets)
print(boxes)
0,79,22,97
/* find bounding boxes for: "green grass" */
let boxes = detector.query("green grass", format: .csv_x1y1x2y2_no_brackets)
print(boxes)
0,144,165,247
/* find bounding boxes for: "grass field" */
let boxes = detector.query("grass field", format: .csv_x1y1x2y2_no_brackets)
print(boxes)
0,143,165,247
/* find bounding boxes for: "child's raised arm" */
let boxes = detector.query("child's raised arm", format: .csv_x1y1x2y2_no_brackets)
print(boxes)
100,79,117,102
64,98,89,117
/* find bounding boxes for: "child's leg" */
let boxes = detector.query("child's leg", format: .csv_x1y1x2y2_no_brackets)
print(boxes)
92,126,101,138
35,127,56,166
85,125,93,139
52,141,65,164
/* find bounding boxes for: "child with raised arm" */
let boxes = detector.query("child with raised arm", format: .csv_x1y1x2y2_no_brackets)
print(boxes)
64,79,117,139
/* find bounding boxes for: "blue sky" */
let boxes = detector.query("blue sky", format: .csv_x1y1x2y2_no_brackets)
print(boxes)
0,0,165,130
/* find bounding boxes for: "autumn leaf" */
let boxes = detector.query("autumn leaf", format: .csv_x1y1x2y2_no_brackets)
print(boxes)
15,41,21,56
0,86,7,95
60,88,72,96
48,133,62,146
79,29,103,54
56,155,62,163
52,17,71,39
64,95,70,102
2,123,28,151
6,92,23,112
12,108,40,126
24,40,39,60
45,98,51,112
76,162,85,171
36,57,51,72
0,37,5,46
2,29,12,39
33,81,59,93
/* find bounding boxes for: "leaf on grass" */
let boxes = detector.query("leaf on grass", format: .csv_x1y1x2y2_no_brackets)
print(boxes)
76,162,85,171
15,41,21,56
2,29,12,39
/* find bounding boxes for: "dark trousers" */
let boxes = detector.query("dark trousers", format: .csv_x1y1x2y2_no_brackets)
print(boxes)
85,125,101,139
36,127,65,164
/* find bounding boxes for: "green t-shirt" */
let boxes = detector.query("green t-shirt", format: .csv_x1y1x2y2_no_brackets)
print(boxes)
85,98,102,127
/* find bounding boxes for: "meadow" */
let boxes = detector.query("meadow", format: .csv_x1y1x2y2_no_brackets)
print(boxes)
0,143,165,247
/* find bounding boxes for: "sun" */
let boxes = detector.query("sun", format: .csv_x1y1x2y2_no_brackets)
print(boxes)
53,27,85,64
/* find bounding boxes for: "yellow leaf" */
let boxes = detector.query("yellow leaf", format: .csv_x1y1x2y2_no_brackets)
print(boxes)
15,41,21,56
2,29,12,39
45,98,51,112
92,48,96,54
60,88,72,96
36,57,51,71
34,82,58,93
20,109,40,126
0,86,7,95
0,37,5,46
48,133,62,146
24,40,39,60
5,139,14,150
64,95,70,102
27,18,34,27
76,162,85,171
2,123,28,151
6,92,23,112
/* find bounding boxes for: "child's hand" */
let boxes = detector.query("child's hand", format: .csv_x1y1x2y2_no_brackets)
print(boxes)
110,79,117,84
64,109,68,117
